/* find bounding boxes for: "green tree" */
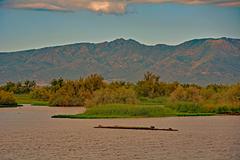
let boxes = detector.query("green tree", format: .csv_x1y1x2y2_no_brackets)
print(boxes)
22,80,36,93
2,81,16,92
136,72,162,97
50,77,64,92
49,81,86,106
86,87,138,107
83,74,105,93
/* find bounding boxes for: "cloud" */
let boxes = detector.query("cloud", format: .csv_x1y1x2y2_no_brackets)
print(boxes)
1,0,239,14
217,1,240,7
0,0,127,13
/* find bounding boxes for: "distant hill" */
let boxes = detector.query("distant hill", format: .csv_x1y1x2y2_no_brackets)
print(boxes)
0,37,240,85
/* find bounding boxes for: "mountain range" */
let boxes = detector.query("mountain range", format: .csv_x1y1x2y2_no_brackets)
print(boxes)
0,37,240,85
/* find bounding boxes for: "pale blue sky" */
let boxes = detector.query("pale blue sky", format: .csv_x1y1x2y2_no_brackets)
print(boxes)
0,2,240,52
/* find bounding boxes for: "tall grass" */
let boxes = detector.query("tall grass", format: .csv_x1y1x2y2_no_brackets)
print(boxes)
209,105,240,114
52,96,240,119
52,104,177,119
15,94,49,106
85,104,175,117
139,96,168,105
166,101,208,113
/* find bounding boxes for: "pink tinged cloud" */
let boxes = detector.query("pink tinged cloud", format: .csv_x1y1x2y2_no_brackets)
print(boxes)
1,0,240,14
217,1,240,7
11,3,67,11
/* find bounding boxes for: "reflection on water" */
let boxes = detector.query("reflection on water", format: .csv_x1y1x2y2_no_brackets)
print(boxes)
0,106,240,160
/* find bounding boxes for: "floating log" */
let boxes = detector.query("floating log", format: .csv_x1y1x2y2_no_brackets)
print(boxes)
94,125,178,131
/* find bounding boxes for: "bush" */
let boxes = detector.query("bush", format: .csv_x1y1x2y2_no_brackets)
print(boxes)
83,73,105,93
136,72,162,98
136,72,178,97
49,74,105,107
2,80,36,94
49,92,85,106
0,90,17,105
170,86,202,102
49,81,86,106
225,84,240,105
86,87,138,107
30,87,51,101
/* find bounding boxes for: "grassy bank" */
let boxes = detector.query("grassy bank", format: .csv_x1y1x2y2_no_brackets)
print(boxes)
15,94,49,106
176,113,216,116
0,104,23,108
139,97,168,105
52,104,216,119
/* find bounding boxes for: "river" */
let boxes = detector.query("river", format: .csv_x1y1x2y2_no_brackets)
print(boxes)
0,106,239,160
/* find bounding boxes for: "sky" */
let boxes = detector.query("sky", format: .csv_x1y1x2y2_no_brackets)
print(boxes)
0,0,240,52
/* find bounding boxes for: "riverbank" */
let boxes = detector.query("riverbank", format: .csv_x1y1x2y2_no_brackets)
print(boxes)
0,104,23,108
52,104,217,119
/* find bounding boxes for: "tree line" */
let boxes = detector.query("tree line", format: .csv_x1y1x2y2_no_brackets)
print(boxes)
0,72,239,112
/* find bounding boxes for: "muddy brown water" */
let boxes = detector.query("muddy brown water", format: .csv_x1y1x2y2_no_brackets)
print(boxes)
0,106,240,160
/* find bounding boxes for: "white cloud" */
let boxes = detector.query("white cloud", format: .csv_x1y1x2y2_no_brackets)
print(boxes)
1,0,239,14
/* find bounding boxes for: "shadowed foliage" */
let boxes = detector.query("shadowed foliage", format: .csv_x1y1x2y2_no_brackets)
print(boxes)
0,90,17,106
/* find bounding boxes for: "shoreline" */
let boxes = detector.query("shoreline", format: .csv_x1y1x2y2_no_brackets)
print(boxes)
1,105,239,119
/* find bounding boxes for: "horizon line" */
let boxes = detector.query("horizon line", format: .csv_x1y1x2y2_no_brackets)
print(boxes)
1,36,239,53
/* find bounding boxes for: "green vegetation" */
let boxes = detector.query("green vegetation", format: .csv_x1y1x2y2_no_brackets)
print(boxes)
49,81,86,106
52,104,177,119
139,97,168,105
136,71,178,97
1,72,239,118
0,90,17,107
2,80,36,94
30,87,51,101
176,113,216,116
14,94,48,106
49,74,105,106
52,104,216,119
86,87,138,107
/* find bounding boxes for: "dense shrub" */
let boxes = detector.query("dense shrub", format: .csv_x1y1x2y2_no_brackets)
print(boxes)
225,84,240,105
1,72,238,114
2,80,36,94
49,81,86,106
0,90,17,105
30,87,51,101
136,72,178,97
200,88,216,101
83,73,106,93
49,74,105,106
136,72,162,97
170,86,202,102
86,87,138,107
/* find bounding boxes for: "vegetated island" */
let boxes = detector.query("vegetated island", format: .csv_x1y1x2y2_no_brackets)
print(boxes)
52,104,216,119
1,72,239,118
